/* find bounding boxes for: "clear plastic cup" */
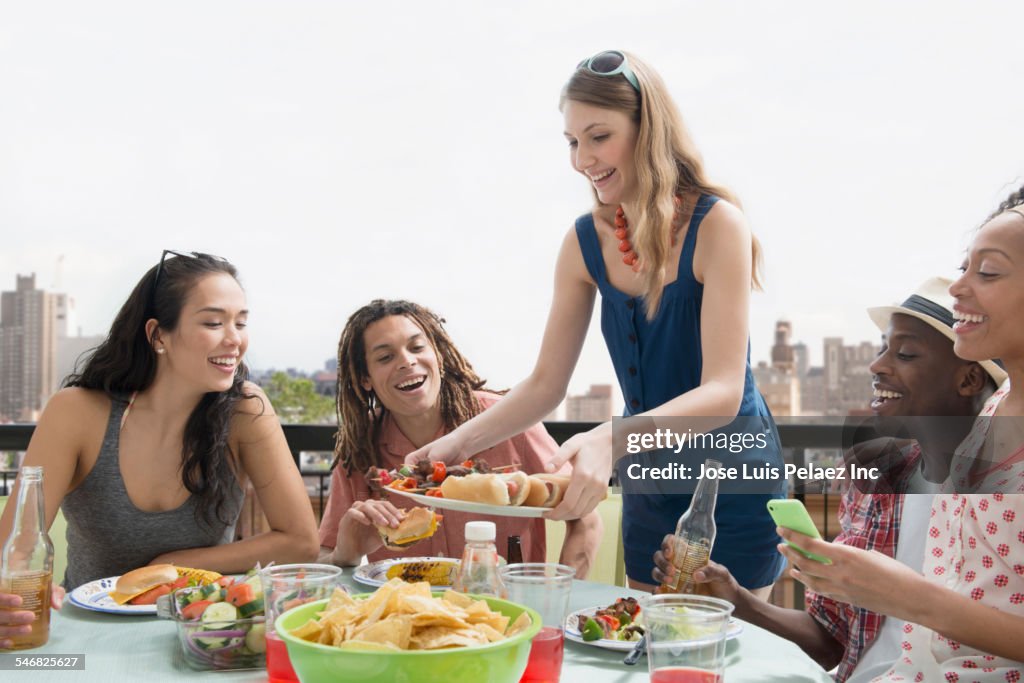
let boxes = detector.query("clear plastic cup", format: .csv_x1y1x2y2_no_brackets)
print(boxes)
640,594,734,683
499,562,574,683
260,563,343,683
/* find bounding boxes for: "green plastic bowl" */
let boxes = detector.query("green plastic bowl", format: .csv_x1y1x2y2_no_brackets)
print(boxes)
276,593,542,683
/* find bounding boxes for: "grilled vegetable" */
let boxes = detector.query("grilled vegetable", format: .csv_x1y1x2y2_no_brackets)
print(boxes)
384,560,459,586
581,617,605,642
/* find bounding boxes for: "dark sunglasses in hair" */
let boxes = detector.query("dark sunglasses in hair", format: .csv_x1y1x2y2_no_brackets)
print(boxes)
149,250,228,315
577,50,640,92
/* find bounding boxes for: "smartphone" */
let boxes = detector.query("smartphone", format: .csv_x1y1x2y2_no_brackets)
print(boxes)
766,499,832,565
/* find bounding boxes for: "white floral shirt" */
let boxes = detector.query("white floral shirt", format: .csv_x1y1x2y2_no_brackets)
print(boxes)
872,493,1024,682
946,380,1024,494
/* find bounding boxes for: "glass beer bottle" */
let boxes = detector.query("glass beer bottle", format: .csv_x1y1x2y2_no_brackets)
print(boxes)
1,466,55,650
658,458,719,595
506,534,523,565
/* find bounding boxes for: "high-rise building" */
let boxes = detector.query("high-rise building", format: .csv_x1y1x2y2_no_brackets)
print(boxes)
753,360,801,416
758,320,877,417
802,336,878,416
770,320,795,371
1,274,58,421
792,342,809,380
756,320,802,416
54,293,78,338
565,384,612,422
52,291,104,385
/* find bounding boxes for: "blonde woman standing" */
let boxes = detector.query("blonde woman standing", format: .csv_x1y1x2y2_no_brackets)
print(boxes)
410,51,785,593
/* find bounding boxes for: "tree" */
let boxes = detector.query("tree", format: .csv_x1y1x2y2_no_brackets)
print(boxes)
261,372,336,425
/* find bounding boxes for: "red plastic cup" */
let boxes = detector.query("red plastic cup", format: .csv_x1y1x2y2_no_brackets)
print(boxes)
641,594,733,683
499,563,574,683
265,632,298,683
520,625,565,683
260,563,343,683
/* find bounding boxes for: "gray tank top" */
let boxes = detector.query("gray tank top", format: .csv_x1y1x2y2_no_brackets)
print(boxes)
61,396,242,589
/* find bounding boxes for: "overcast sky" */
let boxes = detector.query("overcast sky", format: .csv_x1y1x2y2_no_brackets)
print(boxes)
2,1,1023,411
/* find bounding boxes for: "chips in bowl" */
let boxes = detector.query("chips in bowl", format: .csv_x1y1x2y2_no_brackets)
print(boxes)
289,578,531,651
276,579,541,683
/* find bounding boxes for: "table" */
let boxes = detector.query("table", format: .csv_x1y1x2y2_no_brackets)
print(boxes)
18,575,832,682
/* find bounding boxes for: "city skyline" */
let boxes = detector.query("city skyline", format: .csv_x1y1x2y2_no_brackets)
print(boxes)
1,269,882,420
3,2,1022,407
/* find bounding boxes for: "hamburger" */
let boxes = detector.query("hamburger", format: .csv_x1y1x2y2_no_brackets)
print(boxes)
108,564,222,605
377,507,442,550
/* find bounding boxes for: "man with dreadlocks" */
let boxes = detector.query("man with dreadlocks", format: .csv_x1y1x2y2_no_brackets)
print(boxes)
317,299,602,576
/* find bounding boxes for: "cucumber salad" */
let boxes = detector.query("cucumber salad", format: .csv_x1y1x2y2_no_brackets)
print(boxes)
172,568,266,670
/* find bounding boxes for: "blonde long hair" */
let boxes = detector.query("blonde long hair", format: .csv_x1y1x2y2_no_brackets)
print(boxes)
561,51,764,318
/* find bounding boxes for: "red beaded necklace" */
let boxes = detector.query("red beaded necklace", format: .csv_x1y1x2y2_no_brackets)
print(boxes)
614,196,685,272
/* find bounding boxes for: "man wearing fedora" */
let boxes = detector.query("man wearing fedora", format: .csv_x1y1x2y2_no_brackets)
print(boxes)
652,276,1004,682
806,276,1004,682
851,276,1006,493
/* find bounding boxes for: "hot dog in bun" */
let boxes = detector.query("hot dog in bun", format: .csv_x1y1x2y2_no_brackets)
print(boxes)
523,474,571,508
377,507,442,550
439,471,531,506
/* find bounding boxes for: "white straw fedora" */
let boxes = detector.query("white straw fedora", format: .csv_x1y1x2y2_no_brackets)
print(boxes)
867,276,1007,386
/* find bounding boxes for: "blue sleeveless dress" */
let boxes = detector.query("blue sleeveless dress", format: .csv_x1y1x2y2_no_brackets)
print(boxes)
575,194,786,588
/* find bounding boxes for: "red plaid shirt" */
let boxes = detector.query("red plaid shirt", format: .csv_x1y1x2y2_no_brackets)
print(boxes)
805,444,921,682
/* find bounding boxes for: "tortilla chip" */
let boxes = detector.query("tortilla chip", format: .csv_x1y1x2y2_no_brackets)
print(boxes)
408,612,466,628
410,625,488,650
400,594,466,618
292,618,324,642
442,590,474,608
473,622,507,642
464,600,509,632
353,614,413,649
504,611,533,638
325,587,356,612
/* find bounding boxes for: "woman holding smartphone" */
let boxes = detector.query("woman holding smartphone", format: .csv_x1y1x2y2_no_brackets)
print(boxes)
778,189,1024,680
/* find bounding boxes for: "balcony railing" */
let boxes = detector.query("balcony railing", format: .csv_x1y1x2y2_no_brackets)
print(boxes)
0,419,846,528
1,420,845,606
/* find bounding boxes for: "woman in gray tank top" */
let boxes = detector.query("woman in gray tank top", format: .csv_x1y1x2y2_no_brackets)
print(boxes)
0,252,318,647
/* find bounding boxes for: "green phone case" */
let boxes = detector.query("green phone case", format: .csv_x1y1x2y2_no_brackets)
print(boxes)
766,499,833,565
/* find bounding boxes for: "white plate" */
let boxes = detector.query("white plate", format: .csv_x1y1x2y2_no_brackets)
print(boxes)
386,487,549,518
353,557,460,589
563,605,743,652
68,576,157,615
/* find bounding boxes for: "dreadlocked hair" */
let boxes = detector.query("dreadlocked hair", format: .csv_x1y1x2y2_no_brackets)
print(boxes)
333,300,501,476
985,183,1024,223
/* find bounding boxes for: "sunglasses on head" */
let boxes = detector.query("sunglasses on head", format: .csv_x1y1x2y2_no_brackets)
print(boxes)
577,50,640,92
149,250,228,315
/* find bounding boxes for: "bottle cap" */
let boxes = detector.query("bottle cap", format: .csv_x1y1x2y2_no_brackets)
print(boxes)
20,466,43,480
465,521,496,542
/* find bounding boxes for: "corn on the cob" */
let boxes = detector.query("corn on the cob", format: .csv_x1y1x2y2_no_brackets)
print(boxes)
385,561,458,586
175,566,222,585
